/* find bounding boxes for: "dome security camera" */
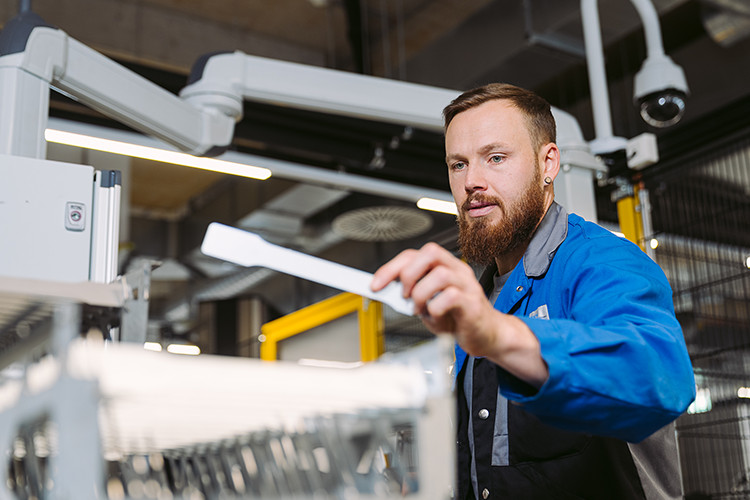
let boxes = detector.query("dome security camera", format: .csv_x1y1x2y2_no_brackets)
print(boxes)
633,55,689,129
637,89,687,128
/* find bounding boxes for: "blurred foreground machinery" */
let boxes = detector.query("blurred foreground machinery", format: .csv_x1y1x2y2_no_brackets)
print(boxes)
0,276,455,500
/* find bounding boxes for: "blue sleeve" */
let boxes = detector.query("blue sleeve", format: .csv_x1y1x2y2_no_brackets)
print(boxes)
499,239,696,443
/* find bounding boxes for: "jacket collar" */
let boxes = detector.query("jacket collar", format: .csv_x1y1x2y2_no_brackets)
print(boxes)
478,202,568,291
522,201,568,278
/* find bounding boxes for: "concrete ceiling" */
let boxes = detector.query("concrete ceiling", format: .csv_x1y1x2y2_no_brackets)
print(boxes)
2,0,750,333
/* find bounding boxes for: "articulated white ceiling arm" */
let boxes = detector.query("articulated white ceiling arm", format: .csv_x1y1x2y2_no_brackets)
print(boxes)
181,52,600,160
180,51,457,134
182,51,604,220
0,17,61,157
0,13,235,158
182,50,604,154
0,13,598,164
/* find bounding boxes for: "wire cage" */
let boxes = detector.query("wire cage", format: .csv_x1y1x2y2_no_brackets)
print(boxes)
644,133,750,499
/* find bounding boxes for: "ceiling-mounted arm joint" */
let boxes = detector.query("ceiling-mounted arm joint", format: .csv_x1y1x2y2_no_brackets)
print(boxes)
0,12,235,158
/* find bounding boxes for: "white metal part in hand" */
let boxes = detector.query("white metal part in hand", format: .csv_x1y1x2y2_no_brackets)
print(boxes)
201,222,415,316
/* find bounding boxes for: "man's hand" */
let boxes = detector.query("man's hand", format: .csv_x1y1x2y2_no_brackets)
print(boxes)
371,243,496,354
371,242,549,388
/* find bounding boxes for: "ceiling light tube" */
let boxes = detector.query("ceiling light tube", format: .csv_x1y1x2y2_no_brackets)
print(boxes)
45,128,272,180
417,197,457,215
47,118,455,207
143,342,163,352
166,343,201,355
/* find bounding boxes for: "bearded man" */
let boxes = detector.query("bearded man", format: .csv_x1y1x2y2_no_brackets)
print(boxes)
371,83,695,499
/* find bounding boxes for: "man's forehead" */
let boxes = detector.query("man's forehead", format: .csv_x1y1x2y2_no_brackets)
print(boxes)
448,101,528,135
445,102,533,149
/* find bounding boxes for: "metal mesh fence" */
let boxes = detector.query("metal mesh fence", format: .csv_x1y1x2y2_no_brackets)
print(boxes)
646,136,750,499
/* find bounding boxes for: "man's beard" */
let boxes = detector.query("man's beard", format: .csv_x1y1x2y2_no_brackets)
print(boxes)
457,169,546,266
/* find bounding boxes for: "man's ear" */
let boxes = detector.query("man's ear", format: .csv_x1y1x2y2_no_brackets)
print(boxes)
540,142,561,182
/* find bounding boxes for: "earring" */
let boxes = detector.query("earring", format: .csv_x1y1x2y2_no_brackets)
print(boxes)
544,176,552,185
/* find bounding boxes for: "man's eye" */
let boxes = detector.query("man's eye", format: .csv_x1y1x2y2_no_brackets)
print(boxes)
452,162,466,170
490,155,504,163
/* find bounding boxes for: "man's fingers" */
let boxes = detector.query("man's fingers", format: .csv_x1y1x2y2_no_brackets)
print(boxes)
371,249,416,292
409,265,452,308
396,243,463,293
371,243,463,299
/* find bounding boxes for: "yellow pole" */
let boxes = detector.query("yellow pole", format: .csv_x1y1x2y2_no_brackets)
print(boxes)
616,183,646,252
358,298,384,362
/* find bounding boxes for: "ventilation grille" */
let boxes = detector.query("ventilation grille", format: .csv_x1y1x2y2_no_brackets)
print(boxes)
332,206,433,242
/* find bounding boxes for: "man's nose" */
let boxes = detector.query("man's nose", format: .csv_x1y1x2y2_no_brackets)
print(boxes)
464,166,488,191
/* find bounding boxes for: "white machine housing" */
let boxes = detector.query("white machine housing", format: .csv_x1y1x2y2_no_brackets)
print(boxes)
0,153,120,283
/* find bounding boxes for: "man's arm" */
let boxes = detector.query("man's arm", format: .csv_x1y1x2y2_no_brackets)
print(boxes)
495,234,696,442
372,236,696,443
370,242,548,388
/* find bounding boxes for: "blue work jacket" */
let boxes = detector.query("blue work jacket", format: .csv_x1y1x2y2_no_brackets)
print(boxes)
454,204,695,443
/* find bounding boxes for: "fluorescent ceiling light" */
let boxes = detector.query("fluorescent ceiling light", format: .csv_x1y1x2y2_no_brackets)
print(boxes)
143,342,162,352
166,343,201,355
47,118,454,208
417,197,457,215
45,129,272,180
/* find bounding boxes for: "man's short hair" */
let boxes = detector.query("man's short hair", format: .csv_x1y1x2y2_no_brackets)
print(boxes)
443,83,557,153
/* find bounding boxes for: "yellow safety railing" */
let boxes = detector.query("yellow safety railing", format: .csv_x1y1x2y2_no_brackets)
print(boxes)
260,292,384,362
